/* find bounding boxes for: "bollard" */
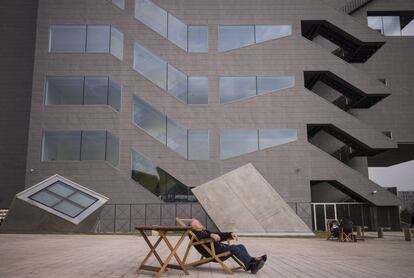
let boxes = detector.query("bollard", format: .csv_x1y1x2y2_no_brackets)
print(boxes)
404,228,411,241
377,227,384,238
356,226,362,237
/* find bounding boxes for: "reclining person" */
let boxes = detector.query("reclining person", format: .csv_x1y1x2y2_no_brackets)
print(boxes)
190,218,267,274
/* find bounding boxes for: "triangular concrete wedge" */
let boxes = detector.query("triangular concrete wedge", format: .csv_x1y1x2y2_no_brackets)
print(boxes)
192,163,314,236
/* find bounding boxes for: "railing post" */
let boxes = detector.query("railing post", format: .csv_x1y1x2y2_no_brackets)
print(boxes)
114,204,117,233
377,227,383,238
129,204,132,232
160,203,162,225
404,228,412,241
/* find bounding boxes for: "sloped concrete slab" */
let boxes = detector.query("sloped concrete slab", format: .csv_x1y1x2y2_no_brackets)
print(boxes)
192,164,313,236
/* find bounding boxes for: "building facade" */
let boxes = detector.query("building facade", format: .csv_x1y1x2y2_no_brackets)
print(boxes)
2,0,414,231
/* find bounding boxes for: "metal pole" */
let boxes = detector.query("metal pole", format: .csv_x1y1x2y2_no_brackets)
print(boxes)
129,204,132,232
114,204,116,232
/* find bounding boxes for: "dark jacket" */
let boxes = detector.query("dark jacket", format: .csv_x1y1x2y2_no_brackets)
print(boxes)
192,229,233,257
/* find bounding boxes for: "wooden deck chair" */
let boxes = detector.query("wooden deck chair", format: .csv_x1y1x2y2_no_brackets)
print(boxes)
339,226,355,242
176,217,246,274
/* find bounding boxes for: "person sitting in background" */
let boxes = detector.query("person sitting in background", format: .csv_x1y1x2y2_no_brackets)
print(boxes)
190,218,267,274
329,220,339,238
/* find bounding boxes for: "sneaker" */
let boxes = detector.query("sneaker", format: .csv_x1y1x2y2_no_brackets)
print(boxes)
251,259,265,274
261,254,267,262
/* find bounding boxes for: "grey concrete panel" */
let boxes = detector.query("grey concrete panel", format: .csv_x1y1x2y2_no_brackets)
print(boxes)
192,163,313,235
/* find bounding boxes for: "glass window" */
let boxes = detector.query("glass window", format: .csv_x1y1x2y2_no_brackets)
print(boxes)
367,16,383,33
188,25,208,53
168,14,187,51
45,77,84,105
259,129,297,149
188,76,208,104
106,132,120,167
68,192,96,208
135,0,167,37
84,77,108,105
110,27,124,60
167,117,188,158
133,96,167,144
382,16,401,36
86,25,110,53
167,65,188,103
257,76,294,95
131,149,194,201
54,200,83,217
188,129,209,160
81,131,107,161
48,182,75,198
219,76,256,103
108,78,121,111
133,42,167,90
30,191,61,207
218,25,255,52
112,0,125,9
402,19,414,36
255,25,292,43
220,129,258,159
42,131,82,161
49,25,86,52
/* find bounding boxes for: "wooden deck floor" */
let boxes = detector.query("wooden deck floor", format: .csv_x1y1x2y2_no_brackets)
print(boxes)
0,233,413,277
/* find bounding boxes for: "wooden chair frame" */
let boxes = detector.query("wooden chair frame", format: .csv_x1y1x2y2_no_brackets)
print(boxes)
339,226,355,242
176,217,246,274
326,219,339,240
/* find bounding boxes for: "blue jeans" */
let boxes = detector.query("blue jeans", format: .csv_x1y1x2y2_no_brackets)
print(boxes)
223,244,253,269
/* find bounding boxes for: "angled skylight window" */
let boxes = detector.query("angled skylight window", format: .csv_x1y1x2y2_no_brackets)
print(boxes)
133,42,208,104
218,25,292,52
220,76,294,103
17,175,108,224
134,0,208,52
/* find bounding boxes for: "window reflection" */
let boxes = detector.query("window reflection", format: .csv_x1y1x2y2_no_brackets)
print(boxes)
188,26,208,52
220,129,298,159
49,25,86,52
188,76,208,104
367,13,414,36
110,27,124,60
168,14,187,51
167,117,188,158
188,129,209,160
135,0,167,37
86,25,110,53
220,76,294,103
112,0,125,9
81,131,106,160
167,65,187,103
46,77,84,105
84,77,108,105
218,24,292,52
131,149,196,201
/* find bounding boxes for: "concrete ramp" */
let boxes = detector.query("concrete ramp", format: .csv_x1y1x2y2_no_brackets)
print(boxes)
192,164,313,236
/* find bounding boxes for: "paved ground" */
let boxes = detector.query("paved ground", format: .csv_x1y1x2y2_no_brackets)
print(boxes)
0,232,413,278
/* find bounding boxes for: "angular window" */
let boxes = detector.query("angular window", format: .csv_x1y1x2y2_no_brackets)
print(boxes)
367,16,383,33
218,25,255,52
220,129,258,160
259,129,297,149
188,76,208,104
110,27,124,60
402,18,414,36
81,131,106,160
131,149,195,201
219,25,292,52
188,25,208,53
133,42,208,104
220,129,298,159
382,16,401,36
49,25,123,59
167,117,188,158
132,96,209,159
133,42,167,90
42,131,119,166
84,77,108,105
168,14,187,51
257,76,294,95
133,96,167,144
106,132,120,167
219,77,256,103
42,131,82,161
45,76,121,111
45,77,84,105
108,78,121,112
167,65,187,103
135,0,167,37
220,76,294,103
188,129,209,160
86,25,110,53
255,25,292,43
112,0,125,9
49,25,86,52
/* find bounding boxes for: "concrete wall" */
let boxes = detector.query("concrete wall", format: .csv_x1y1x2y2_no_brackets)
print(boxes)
0,0,38,208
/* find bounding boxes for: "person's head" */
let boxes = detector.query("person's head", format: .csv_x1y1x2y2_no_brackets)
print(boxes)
190,218,205,231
